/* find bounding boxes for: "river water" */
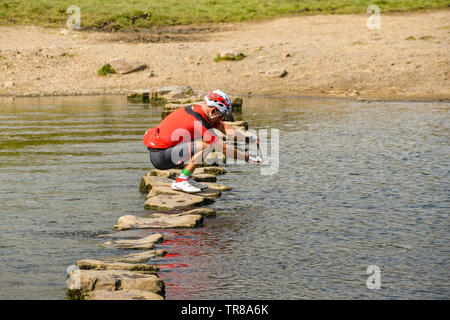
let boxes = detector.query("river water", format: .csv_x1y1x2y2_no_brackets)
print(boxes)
0,96,448,299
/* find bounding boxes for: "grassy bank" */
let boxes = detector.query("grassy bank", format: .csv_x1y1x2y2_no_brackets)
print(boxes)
0,0,448,30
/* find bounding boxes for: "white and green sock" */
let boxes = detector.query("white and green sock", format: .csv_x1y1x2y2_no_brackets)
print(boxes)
176,168,192,182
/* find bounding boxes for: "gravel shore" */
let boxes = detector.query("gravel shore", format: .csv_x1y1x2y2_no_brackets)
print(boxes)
0,10,449,101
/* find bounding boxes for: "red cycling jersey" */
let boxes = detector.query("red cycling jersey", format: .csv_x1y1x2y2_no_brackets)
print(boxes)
143,104,222,149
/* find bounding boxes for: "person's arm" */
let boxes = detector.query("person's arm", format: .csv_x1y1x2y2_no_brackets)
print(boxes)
213,135,249,162
212,123,249,162
214,121,261,163
221,122,258,144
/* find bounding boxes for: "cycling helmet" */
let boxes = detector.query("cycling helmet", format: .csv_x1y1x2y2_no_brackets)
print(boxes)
205,90,232,115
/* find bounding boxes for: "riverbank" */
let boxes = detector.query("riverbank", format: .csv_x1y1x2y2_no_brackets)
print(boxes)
1,10,449,101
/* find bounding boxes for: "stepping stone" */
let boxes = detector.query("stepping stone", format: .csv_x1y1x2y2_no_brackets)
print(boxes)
150,166,225,178
191,173,218,182
77,259,158,273
86,289,164,300
144,193,211,211
67,269,164,296
103,233,163,249
149,169,217,182
96,230,150,239
147,207,216,218
127,90,152,103
114,214,203,230
194,166,226,175
156,85,194,98
148,169,173,179
147,185,221,200
139,175,173,193
109,250,166,264
140,173,229,194
202,182,232,191
223,120,248,130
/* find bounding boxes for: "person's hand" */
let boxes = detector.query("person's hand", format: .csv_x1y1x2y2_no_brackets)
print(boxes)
248,135,259,144
248,155,263,164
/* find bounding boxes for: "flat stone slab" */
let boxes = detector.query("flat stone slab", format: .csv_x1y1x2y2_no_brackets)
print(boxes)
223,121,249,131
148,185,221,200
109,250,166,264
103,233,163,249
147,169,173,179
194,167,226,175
86,289,164,300
144,193,211,211
77,259,158,273
202,182,232,191
139,175,173,193
192,173,218,182
149,169,217,182
67,269,164,296
156,85,194,98
140,173,229,193
147,208,216,218
114,214,203,230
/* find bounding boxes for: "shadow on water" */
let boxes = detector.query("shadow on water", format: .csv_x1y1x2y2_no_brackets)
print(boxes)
0,96,448,299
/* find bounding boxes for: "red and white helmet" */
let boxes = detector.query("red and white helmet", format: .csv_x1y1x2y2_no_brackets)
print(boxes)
205,90,232,115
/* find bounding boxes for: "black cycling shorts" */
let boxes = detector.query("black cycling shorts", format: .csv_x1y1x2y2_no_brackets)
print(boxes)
148,141,197,170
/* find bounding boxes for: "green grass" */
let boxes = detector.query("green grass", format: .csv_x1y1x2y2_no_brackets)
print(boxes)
214,52,246,62
0,0,448,30
97,63,115,76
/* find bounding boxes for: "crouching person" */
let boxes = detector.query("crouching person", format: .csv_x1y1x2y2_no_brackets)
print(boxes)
143,90,262,193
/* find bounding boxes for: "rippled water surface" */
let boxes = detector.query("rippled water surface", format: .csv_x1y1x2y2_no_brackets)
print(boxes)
0,96,448,299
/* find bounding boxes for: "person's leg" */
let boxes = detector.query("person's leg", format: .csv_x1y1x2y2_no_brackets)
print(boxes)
172,140,212,192
149,147,178,170
183,140,212,173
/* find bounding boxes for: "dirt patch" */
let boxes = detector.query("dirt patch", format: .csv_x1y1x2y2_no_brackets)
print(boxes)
0,10,449,101
94,24,234,43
